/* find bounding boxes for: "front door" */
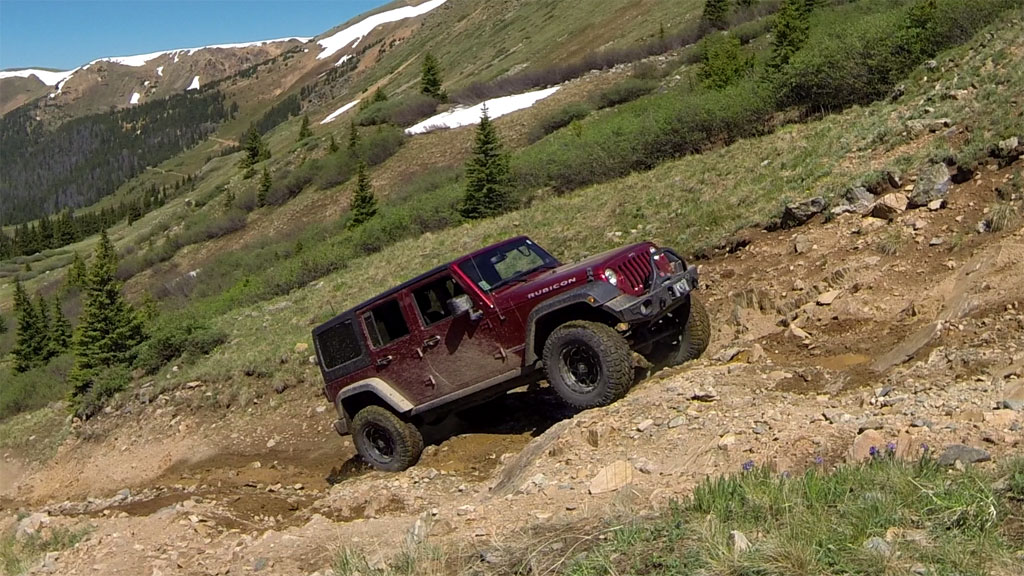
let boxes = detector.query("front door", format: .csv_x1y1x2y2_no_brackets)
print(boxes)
409,273,513,401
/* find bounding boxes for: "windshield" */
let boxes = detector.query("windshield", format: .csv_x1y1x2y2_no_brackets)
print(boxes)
458,238,558,292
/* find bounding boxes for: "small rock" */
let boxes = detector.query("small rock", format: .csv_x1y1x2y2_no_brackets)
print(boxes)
294,342,309,353
937,444,991,467
816,290,841,306
871,193,909,220
713,347,743,363
637,419,655,432
864,536,893,557
886,171,903,189
850,430,885,462
1000,382,1024,411
909,163,952,207
789,324,811,340
906,118,950,136
730,530,752,554
667,416,685,429
929,237,944,246
781,197,826,229
997,136,1020,157
456,505,475,516
858,419,883,433
718,433,738,450
927,199,946,211
183,381,202,389
266,438,277,449
589,461,634,495
793,235,814,254
752,423,768,435
253,558,269,572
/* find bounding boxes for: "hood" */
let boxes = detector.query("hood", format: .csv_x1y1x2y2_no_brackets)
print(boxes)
493,242,655,306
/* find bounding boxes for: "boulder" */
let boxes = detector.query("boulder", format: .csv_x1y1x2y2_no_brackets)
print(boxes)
871,193,909,220
937,444,991,467
780,197,826,229
886,170,903,189
849,429,885,462
908,164,952,207
996,136,1020,158
845,186,874,205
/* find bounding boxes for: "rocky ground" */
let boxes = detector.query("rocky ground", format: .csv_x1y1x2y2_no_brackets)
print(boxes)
2,153,1023,575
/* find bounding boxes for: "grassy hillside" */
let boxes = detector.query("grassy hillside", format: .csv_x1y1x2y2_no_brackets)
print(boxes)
1,0,1022,428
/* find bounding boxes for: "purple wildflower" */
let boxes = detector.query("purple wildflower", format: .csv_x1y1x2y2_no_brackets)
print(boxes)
742,460,755,472
921,443,929,452
887,442,897,454
814,456,825,465
869,446,878,458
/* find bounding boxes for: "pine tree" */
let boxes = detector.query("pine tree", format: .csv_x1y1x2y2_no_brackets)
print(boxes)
328,134,339,153
349,162,377,227
11,280,45,373
420,53,447,101
347,121,360,152
460,106,514,219
703,0,730,30
32,294,55,363
768,0,814,72
371,87,388,104
70,230,145,398
223,187,236,209
68,252,88,288
298,115,312,140
49,296,72,357
241,124,270,168
258,167,271,207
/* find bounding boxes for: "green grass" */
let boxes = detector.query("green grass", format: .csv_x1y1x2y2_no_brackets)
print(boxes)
0,402,69,461
151,9,1024,392
0,525,91,576
554,457,1023,576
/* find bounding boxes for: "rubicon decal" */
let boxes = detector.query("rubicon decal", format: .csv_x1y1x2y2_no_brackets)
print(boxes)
527,277,576,299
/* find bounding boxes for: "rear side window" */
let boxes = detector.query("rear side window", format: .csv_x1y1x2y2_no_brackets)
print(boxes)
412,276,466,326
317,320,362,370
363,299,410,348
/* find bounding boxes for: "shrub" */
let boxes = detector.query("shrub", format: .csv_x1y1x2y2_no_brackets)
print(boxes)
267,165,315,206
592,78,659,110
697,33,751,89
68,365,131,420
133,314,227,374
356,93,438,127
0,355,73,420
515,80,775,194
528,102,593,143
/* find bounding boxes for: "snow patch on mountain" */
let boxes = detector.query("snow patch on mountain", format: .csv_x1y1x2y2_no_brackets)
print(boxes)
405,87,560,135
0,68,76,87
317,0,446,63
100,37,310,67
187,76,200,91
321,100,361,124
156,66,164,77
129,92,141,105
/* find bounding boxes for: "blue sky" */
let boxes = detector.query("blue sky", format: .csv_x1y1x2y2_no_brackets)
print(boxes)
0,0,391,70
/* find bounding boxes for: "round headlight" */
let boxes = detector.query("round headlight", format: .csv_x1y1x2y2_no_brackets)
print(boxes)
603,268,618,286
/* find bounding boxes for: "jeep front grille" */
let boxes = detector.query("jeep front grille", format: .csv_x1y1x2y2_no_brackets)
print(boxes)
615,254,652,294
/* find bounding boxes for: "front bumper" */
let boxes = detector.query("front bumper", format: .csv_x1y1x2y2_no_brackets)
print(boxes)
603,264,698,323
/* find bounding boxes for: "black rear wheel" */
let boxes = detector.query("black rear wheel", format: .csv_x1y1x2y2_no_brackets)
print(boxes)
542,321,634,409
351,405,423,472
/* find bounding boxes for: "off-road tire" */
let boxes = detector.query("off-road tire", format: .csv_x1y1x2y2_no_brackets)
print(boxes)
351,405,423,472
649,294,711,368
542,321,634,409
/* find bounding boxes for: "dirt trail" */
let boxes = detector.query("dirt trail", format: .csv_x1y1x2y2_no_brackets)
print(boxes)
2,165,1023,575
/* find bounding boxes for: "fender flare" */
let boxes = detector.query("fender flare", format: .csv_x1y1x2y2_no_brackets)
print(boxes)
524,282,622,365
335,378,415,421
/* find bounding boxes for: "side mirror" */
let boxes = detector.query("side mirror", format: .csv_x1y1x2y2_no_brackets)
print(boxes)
447,294,482,321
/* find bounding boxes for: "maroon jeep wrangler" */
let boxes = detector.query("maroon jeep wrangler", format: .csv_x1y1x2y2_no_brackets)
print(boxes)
312,236,709,470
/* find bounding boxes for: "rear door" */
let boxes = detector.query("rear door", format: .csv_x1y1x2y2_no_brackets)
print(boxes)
359,296,433,404
408,272,514,400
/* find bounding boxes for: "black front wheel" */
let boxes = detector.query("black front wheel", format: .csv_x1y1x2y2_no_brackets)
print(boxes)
351,405,423,472
648,295,711,368
542,321,634,409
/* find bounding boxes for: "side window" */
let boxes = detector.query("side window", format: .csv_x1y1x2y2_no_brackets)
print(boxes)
362,299,410,348
412,276,466,326
317,320,362,370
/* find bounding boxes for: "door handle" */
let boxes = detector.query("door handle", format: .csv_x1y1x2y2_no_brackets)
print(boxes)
376,355,393,367
423,335,441,348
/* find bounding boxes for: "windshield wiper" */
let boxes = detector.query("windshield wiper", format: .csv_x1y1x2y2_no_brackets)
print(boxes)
490,262,558,291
